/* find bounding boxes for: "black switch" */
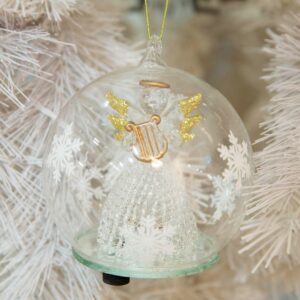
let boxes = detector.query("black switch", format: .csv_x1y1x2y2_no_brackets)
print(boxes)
102,273,130,286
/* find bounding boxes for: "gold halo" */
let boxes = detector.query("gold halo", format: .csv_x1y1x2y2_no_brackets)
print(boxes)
139,80,170,89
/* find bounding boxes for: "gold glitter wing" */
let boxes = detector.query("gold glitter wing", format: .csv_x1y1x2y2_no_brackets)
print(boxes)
106,91,129,141
179,93,202,142
179,93,202,117
106,91,128,115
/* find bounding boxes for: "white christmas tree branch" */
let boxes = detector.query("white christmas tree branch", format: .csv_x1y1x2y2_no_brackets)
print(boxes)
0,27,57,111
240,12,300,272
0,0,78,23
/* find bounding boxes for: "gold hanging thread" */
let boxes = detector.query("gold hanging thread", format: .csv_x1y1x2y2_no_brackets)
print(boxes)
144,0,169,41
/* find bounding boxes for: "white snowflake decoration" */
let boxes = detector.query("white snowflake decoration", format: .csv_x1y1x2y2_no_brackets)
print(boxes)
47,123,82,184
208,131,251,221
217,131,251,189
210,176,236,222
120,216,175,266
70,166,105,213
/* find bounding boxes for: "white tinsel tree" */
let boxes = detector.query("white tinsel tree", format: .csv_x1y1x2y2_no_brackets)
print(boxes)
0,1,138,299
240,10,300,278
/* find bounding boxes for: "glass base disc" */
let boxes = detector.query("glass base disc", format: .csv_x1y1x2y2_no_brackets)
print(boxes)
73,228,219,279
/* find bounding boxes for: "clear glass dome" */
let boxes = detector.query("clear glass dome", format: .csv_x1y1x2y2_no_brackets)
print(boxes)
43,38,253,279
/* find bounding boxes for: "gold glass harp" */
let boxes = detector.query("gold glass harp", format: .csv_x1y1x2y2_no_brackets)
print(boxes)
125,115,168,163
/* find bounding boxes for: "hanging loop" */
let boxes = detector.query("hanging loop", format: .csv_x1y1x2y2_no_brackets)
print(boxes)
144,0,169,41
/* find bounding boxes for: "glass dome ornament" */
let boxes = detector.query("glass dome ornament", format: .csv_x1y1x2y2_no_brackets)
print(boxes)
43,0,253,286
